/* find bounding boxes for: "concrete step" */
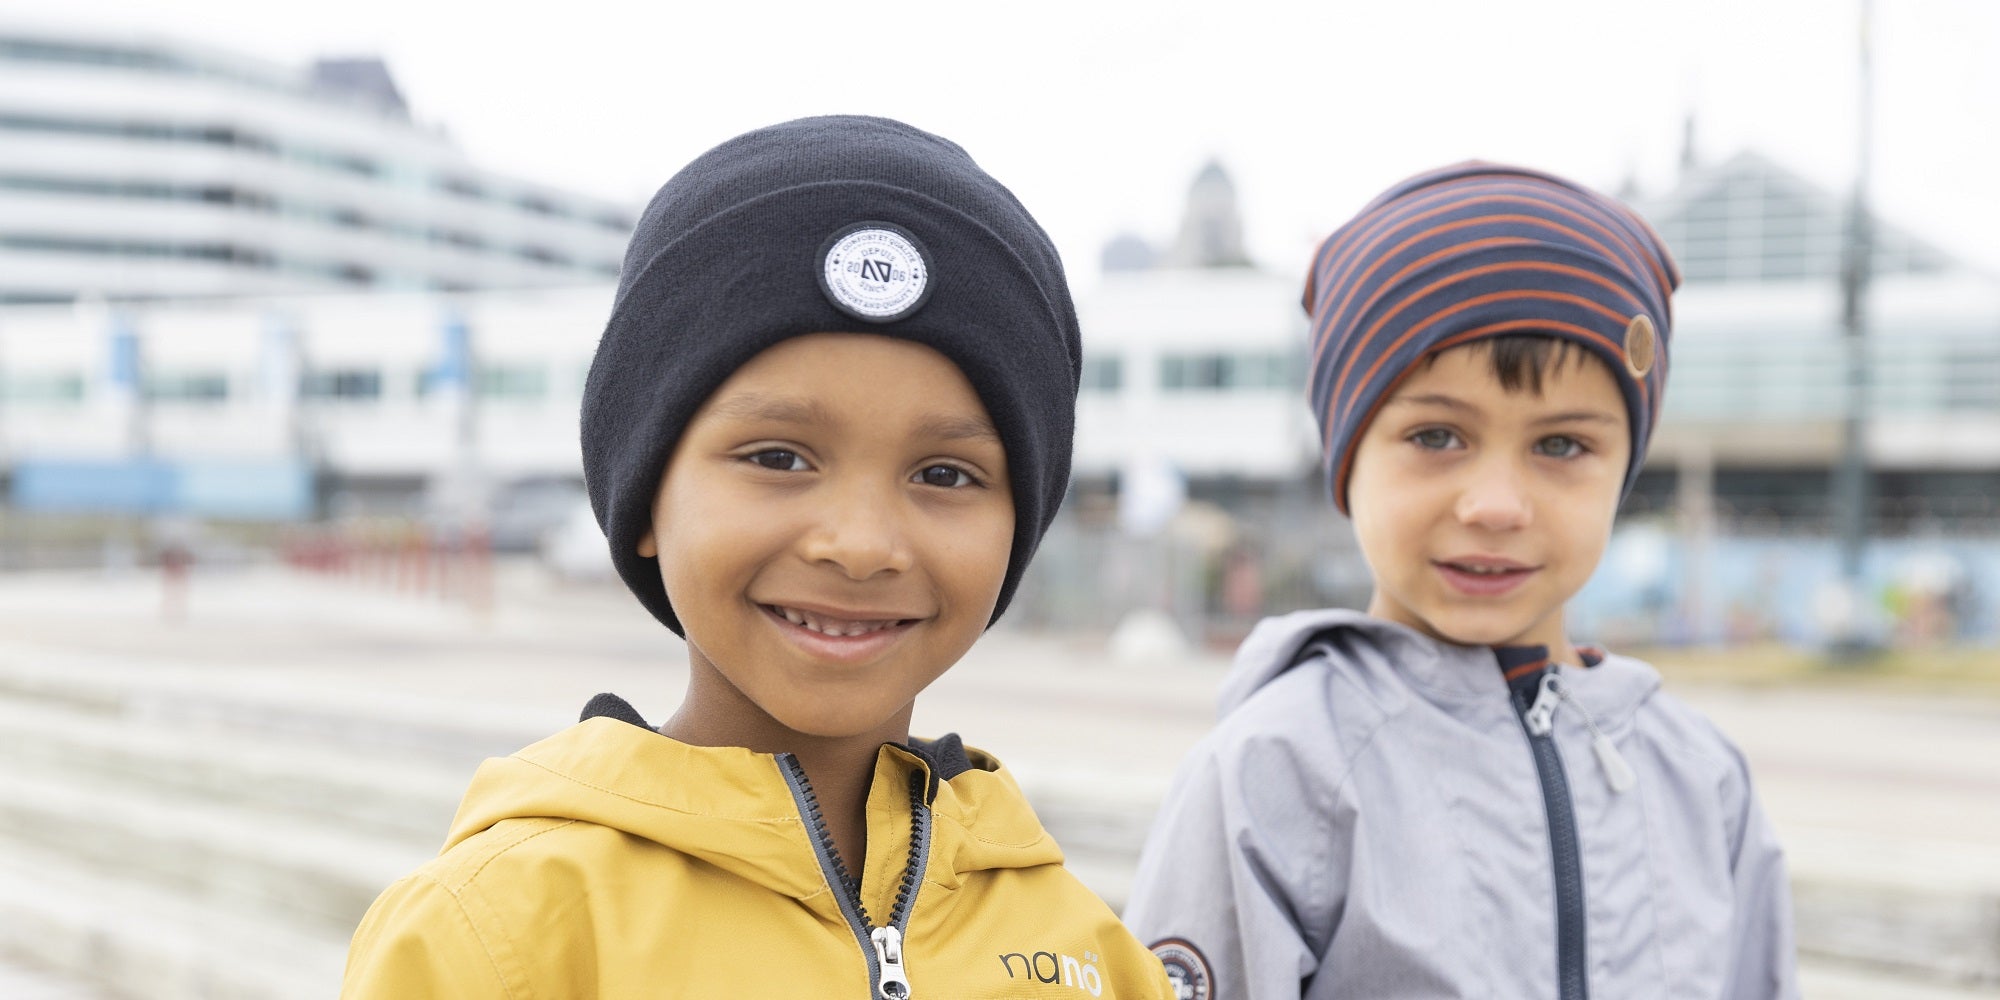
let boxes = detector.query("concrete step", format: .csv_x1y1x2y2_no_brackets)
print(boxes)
5,632,1998,990
1790,827,2000,986
0,699,465,846
0,957,117,1000
0,840,347,1000
0,640,550,773
0,766,432,939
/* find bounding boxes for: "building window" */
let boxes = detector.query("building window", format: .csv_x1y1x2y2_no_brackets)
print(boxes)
476,365,548,401
515,245,571,267
0,371,85,404
146,371,230,403
1159,351,1293,391
301,369,382,400
1080,355,1122,393
438,176,487,201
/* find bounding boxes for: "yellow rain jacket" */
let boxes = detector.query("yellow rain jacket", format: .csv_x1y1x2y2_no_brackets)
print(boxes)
342,706,1171,999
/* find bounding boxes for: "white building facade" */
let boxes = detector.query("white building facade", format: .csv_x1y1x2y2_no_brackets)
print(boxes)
0,24,634,305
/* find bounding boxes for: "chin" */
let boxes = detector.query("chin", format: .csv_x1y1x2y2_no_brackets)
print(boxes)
768,705,901,741
1422,610,1541,649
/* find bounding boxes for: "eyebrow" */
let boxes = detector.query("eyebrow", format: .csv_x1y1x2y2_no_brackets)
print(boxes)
707,393,830,426
706,393,1001,442
1388,393,1620,426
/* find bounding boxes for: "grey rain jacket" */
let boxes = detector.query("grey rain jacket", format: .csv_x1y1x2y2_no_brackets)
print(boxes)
1124,609,1798,999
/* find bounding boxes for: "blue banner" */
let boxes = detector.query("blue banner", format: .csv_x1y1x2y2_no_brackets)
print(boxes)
11,459,313,520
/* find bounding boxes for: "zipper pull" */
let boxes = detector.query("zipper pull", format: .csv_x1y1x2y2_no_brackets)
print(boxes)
1543,674,1638,794
1522,671,1561,736
872,925,912,1000
1590,732,1638,793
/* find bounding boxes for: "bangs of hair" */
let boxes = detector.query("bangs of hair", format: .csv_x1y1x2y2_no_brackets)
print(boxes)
1431,334,1586,395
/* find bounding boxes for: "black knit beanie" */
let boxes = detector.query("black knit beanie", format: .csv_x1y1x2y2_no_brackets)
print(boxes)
581,115,1081,636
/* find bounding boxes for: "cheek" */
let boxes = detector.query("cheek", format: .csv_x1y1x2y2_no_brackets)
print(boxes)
653,476,775,597
1554,493,1618,570
930,505,1015,610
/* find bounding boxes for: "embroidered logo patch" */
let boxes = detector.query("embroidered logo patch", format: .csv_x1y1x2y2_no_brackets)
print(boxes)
818,222,932,323
1150,938,1211,1000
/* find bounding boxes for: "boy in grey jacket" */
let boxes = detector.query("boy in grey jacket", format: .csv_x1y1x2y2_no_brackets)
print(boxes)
1123,163,1798,999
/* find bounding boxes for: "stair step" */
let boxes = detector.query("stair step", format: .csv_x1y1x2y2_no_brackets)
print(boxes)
0,640,552,772
0,841,348,1000
0,699,465,845
0,768,432,938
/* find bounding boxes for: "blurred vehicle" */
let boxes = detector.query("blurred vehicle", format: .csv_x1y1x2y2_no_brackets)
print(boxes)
487,478,587,553
539,498,615,582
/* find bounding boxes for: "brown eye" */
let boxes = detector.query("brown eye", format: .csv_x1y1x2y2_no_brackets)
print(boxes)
747,450,806,471
917,464,973,488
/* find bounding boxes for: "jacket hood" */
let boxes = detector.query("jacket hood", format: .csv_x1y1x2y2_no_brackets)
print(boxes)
442,717,1063,901
1219,608,1663,724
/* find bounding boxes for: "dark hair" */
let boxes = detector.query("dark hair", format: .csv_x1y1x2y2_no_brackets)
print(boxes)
1429,334,1589,395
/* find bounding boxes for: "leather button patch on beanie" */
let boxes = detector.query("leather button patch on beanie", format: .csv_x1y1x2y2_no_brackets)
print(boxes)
1623,314,1657,378
818,222,933,322
1301,161,1681,511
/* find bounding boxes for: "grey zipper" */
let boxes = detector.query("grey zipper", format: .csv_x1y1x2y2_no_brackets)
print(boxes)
778,754,932,999
1515,672,1589,1000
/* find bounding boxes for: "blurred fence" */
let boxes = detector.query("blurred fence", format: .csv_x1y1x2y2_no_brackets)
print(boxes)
1009,501,2000,652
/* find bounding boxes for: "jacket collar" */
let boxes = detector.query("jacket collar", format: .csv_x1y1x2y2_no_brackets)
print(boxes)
1220,608,1660,727
442,716,1061,909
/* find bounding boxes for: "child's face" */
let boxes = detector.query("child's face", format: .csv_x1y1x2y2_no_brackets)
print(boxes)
638,333,1014,740
1346,343,1630,652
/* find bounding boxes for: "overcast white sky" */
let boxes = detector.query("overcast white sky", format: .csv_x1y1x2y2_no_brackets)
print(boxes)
26,0,2000,283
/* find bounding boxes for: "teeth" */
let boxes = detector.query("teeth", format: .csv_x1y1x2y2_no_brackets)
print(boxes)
775,606,898,638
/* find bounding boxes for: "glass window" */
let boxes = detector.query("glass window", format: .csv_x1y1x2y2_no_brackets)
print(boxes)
1158,351,1291,391
301,369,382,400
0,371,85,404
1080,355,1122,393
476,365,549,401
146,371,230,403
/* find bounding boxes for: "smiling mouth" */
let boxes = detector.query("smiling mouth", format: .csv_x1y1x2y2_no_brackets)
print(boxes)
763,604,917,638
1432,559,1539,596
1439,562,1531,576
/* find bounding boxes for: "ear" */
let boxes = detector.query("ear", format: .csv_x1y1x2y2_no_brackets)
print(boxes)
636,529,658,559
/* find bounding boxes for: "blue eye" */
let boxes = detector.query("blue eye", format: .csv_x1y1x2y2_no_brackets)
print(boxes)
1410,428,1461,451
916,464,976,488
1536,435,1585,459
747,449,807,471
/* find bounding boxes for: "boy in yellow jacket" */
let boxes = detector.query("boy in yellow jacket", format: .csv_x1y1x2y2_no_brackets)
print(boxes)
341,116,1172,999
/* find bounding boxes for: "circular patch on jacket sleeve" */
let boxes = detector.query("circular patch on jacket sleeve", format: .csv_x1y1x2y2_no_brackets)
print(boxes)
1622,314,1657,378
1149,938,1212,1000
817,222,933,323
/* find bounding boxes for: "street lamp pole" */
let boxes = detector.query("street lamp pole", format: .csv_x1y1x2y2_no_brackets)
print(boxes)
1833,0,1876,653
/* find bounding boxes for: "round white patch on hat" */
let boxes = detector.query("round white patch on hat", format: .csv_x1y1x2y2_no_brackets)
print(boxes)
1150,939,1212,1000
818,222,933,323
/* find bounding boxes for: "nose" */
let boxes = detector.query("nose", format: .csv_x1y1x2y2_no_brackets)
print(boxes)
798,478,915,580
1455,456,1534,531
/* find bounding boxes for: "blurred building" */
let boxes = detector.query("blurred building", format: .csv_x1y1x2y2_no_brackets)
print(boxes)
1634,151,2000,532
4,151,1998,631
0,288,607,524
0,24,634,304
1077,161,1315,490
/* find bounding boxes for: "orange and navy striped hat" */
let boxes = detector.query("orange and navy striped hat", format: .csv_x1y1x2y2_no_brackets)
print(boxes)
1304,162,1679,513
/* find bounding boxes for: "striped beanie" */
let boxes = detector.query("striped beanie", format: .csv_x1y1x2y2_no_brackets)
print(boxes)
1304,162,1679,513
